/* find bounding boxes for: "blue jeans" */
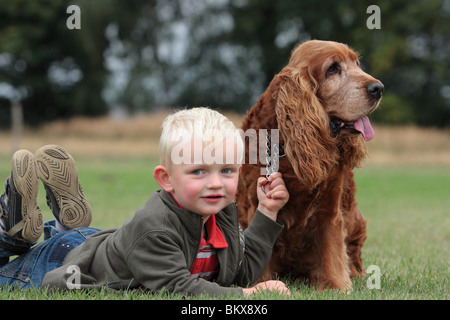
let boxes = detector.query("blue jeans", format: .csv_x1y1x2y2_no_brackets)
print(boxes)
0,220,99,289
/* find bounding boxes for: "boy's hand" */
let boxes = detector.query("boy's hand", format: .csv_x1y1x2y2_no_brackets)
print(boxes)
242,280,290,296
256,172,289,221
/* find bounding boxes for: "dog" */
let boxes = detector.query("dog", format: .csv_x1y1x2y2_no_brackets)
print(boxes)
236,40,384,290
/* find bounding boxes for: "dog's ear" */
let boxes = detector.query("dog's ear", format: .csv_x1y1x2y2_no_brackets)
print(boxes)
275,67,339,189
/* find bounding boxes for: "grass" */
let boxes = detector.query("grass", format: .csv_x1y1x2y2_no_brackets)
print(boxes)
0,156,447,300
0,115,448,300
352,166,449,300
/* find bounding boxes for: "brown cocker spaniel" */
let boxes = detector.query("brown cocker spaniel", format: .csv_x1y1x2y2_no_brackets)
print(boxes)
237,40,384,291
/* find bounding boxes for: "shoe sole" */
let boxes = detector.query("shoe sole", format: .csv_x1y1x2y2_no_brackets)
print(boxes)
35,145,92,229
10,150,43,242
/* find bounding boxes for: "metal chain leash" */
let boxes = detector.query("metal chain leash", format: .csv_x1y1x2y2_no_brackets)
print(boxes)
265,133,279,179
262,130,283,193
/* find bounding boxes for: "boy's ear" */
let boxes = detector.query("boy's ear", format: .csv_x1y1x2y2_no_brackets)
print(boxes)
153,165,174,192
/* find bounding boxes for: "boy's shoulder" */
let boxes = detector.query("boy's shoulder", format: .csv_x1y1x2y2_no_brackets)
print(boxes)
130,190,177,229
123,190,201,238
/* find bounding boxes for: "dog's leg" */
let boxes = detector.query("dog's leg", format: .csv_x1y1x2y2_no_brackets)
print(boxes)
314,171,352,291
346,207,367,278
317,214,352,291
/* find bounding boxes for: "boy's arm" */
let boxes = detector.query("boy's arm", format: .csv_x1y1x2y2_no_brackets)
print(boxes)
234,172,289,287
233,209,284,286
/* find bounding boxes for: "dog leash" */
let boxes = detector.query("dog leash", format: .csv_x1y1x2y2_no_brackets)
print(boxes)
262,130,284,194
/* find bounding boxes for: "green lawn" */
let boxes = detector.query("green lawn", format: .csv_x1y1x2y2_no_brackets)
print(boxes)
0,155,448,300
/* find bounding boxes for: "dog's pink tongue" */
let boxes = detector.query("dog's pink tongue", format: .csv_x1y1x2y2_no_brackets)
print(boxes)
354,116,374,141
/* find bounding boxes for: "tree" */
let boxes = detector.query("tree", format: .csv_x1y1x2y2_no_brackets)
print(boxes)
1,0,448,127
229,0,450,126
0,0,110,126
104,0,265,113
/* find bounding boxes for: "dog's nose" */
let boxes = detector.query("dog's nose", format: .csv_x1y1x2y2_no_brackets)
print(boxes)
367,82,384,99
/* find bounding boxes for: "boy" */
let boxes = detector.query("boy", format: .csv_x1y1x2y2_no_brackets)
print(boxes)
0,107,289,296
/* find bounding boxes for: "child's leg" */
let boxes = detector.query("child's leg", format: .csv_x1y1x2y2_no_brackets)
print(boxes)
35,145,92,230
0,224,100,289
0,145,97,289
0,150,43,248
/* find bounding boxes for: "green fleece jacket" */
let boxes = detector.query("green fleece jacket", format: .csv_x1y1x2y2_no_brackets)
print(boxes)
41,190,284,296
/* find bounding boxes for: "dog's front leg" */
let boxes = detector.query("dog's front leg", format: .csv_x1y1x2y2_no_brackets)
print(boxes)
317,213,352,292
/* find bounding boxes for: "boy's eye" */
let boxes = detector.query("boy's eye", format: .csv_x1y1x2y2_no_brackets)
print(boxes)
221,168,234,174
192,169,203,175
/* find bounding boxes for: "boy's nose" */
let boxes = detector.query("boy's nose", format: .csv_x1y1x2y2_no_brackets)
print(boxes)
207,173,223,188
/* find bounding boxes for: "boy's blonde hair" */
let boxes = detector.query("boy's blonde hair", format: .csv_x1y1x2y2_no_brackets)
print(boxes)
159,107,244,168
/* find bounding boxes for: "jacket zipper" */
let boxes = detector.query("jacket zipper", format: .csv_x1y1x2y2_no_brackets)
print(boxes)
189,215,204,271
217,202,241,286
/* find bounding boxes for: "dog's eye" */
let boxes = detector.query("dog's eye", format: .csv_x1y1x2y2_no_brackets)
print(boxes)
326,62,341,77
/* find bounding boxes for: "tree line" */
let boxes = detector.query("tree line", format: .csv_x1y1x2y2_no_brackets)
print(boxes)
0,0,449,127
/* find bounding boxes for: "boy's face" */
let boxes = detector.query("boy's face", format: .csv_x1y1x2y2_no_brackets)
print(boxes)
155,137,242,218
169,161,240,217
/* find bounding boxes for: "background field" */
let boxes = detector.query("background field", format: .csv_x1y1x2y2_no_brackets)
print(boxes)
0,114,448,300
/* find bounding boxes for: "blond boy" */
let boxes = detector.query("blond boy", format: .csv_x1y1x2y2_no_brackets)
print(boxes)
0,107,289,296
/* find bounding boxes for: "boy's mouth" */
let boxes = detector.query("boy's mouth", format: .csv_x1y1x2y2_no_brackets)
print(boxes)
202,194,224,203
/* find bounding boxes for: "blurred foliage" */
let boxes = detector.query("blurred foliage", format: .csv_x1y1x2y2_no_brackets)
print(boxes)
0,0,110,125
0,0,449,127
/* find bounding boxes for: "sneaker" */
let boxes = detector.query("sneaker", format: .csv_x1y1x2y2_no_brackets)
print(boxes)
0,150,43,242
35,145,92,229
